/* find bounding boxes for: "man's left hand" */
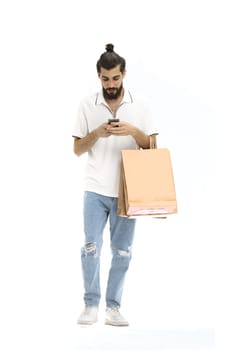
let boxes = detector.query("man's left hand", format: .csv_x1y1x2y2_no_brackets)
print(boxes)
107,121,135,136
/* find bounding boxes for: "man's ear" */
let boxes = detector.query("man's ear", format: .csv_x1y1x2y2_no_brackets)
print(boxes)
123,69,126,78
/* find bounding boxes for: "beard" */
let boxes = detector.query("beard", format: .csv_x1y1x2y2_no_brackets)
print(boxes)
103,84,123,100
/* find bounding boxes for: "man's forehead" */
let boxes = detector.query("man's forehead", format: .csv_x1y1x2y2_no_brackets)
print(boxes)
100,65,121,77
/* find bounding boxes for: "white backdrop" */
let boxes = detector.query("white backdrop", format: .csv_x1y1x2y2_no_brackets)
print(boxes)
0,0,232,349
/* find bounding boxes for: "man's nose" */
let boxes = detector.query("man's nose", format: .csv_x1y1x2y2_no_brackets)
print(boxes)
106,79,115,87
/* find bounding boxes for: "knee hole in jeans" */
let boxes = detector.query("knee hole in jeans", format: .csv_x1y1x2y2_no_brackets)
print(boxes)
111,246,132,258
82,242,97,256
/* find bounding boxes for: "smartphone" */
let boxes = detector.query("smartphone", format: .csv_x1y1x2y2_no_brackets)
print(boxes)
108,118,120,124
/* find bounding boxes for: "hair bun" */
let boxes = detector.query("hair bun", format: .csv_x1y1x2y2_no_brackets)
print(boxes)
105,43,114,52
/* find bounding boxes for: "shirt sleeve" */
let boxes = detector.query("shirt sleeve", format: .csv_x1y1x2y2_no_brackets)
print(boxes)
72,101,89,138
140,95,159,136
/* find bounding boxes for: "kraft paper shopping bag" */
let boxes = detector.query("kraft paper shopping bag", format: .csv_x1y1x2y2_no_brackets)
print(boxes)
117,144,177,218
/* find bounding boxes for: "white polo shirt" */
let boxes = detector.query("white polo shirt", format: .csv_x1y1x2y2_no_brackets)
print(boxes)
73,89,157,197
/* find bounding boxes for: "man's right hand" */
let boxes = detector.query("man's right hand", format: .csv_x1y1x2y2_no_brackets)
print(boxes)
95,123,112,138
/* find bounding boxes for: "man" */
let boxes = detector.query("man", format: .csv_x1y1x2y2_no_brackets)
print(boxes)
73,44,157,326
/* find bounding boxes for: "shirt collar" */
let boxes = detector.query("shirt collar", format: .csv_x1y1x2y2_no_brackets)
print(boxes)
95,88,133,105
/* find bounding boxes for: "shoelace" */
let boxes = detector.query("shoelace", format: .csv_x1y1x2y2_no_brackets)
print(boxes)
107,307,124,318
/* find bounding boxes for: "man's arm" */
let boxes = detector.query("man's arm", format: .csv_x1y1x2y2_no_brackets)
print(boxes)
130,127,150,149
73,123,111,156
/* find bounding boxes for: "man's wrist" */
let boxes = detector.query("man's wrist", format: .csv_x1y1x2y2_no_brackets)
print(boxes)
92,129,99,139
131,126,139,138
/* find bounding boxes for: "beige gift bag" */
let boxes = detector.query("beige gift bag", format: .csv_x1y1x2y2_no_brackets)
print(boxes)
117,135,177,218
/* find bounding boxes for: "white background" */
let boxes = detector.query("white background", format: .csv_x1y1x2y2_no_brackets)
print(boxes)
0,0,232,349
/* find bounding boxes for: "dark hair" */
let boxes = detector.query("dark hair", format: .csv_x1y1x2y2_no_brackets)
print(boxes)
96,44,126,73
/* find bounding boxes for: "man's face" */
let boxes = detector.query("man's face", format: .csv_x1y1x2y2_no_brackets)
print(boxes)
98,64,126,100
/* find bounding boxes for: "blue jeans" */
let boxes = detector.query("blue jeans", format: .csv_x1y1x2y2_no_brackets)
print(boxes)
81,191,136,308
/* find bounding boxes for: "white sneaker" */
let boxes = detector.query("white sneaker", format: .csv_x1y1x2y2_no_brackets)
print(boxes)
77,306,98,325
105,307,129,326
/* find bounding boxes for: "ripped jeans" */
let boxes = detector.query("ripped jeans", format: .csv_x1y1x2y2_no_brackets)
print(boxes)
81,191,136,308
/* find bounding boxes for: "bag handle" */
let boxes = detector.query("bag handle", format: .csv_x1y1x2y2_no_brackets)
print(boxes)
150,133,159,149
136,133,159,150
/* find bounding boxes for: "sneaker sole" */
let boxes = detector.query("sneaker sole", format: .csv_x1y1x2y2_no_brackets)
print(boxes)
77,319,97,325
105,319,129,327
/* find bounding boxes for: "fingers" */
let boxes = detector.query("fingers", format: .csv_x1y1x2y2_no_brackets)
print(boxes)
103,121,132,136
108,126,127,135
110,122,120,127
